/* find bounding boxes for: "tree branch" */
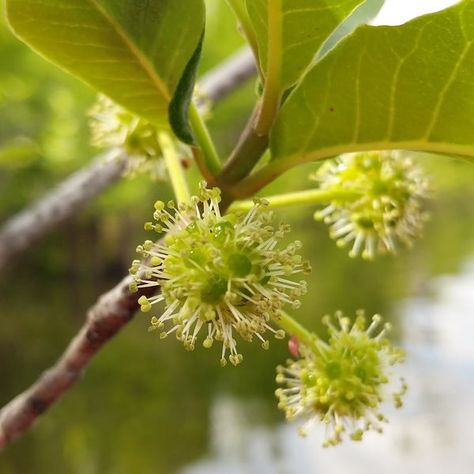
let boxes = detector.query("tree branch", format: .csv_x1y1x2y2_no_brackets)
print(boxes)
0,153,126,271
0,274,155,450
0,47,256,272
198,47,256,103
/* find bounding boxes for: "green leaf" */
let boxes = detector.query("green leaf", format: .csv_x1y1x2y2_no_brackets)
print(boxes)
245,0,364,90
5,0,205,127
271,0,474,169
169,33,204,145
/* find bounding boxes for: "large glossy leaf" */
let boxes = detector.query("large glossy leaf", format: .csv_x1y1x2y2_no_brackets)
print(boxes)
271,0,474,168
5,0,205,126
245,0,364,90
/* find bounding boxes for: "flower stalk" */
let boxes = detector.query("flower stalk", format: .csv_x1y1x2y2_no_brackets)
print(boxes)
230,188,360,212
275,311,317,351
189,102,222,178
158,132,191,205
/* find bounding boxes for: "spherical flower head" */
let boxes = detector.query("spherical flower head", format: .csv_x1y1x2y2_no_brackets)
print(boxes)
130,184,311,367
314,151,430,259
89,95,188,181
275,311,406,447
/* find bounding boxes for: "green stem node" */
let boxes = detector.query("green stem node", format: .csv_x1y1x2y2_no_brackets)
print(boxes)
219,105,269,186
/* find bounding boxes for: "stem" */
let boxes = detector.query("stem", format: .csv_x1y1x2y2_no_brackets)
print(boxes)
227,159,290,198
276,312,318,352
191,148,215,184
230,188,360,212
255,0,282,135
219,2,284,190
189,102,221,178
159,132,190,204
226,0,261,73
219,105,269,185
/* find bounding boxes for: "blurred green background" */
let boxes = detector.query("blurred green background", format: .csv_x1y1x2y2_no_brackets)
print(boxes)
1,2,474,473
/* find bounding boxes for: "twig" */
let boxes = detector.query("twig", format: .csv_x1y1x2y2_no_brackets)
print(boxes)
219,104,268,186
0,153,126,271
0,274,155,450
0,48,256,272
198,47,256,103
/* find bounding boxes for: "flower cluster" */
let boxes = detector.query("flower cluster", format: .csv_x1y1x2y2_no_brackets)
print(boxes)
275,310,406,447
130,184,311,366
314,151,429,259
89,95,188,180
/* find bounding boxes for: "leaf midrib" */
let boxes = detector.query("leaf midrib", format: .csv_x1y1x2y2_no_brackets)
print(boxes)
88,0,171,103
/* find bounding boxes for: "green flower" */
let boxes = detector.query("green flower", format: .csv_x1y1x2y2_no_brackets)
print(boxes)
314,151,429,259
130,184,310,366
89,95,188,180
275,311,406,447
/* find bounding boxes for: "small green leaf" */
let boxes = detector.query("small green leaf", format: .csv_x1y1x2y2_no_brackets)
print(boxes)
271,0,474,169
6,0,205,127
169,33,204,145
246,0,364,90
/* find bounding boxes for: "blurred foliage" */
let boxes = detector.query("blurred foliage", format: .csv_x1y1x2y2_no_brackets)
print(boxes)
0,1,474,473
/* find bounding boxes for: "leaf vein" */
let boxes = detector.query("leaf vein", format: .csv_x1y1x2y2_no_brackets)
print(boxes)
425,41,472,139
